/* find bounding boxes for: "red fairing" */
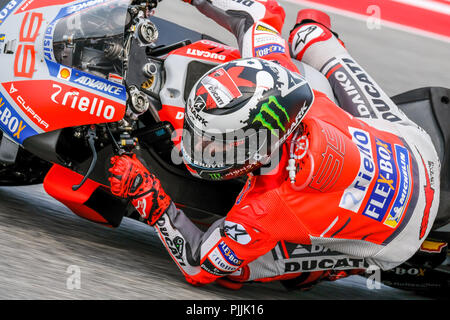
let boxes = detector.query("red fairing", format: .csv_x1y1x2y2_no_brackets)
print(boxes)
43,164,111,226
169,40,241,64
2,80,126,132
15,0,77,14
158,105,185,145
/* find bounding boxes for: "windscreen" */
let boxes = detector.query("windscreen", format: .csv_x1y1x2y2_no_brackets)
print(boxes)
52,0,131,78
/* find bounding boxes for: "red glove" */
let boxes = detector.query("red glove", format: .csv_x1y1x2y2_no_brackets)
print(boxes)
109,154,171,225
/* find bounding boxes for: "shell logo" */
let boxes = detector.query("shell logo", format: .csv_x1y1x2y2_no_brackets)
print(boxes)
58,67,72,80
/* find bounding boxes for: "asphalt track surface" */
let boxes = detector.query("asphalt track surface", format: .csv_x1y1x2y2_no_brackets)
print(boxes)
0,0,449,300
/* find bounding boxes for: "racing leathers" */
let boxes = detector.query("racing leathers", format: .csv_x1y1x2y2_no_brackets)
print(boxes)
110,0,440,287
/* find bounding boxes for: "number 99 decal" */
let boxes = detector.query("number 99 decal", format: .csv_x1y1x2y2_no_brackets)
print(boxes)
14,12,43,78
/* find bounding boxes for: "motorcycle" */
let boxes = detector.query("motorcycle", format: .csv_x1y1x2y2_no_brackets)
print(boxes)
0,0,448,294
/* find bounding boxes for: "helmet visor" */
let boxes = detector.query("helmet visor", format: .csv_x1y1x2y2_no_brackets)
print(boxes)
181,119,268,174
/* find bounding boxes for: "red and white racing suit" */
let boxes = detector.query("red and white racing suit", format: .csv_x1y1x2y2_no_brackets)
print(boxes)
149,0,440,286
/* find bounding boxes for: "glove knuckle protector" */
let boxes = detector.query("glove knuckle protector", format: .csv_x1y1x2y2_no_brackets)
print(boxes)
109,155,171,224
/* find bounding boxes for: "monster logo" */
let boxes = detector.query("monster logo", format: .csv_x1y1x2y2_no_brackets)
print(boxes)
209,173,222,180
252,96,289,137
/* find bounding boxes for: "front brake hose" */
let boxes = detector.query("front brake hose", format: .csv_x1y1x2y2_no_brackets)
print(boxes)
72,125,98,191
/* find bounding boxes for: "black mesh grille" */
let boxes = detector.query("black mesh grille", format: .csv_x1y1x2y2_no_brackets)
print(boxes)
184,61,217,102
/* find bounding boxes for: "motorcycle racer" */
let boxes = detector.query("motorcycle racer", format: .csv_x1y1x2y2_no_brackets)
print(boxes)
109,0,441,289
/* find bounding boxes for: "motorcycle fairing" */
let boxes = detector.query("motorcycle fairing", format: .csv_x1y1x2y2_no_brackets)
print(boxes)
0,90,39,144
169,39,241,65
44,163,127,227
12,0,76,14
0,1,23,28
0,0,127,146
45,59,127,101
2,80,126,132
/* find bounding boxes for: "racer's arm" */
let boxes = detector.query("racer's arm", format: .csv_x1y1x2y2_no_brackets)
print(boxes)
109,154,277,285
154,202,276,285
186,0,299,72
